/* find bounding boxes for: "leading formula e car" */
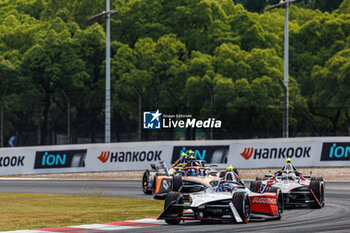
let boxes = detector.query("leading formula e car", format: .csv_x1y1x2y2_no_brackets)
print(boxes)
142,153,221,199
158,171,283,224
250,158,325,208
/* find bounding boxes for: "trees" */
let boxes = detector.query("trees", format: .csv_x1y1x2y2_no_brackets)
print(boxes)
312,49,350,135
0,0,349,144
21,19,91,144
112,34,188,140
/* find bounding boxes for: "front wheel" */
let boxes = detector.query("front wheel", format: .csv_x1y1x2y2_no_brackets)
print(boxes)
172,175,182,191
265,187,284,219
310,181,325,208
232,192,250,223
311,177,324,182
164,192,184,224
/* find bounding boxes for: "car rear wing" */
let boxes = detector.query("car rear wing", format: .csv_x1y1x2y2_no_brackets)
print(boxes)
150,161,169,176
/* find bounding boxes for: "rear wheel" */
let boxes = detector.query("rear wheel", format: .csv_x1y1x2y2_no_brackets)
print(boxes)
311,177,324,182
250,181,262,193
164,192,184,225
232,192,251,223
265,187,284,219
142,170,152,194
172,175,183,191
310,181,325,208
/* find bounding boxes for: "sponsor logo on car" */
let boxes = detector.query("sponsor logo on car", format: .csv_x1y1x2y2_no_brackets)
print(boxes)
171,146,229,164
252,197,276,204
34,150,86,169
0,156,25,167
239,147,311,160
162,179,170,191
97,150,162,163
321,142,350,161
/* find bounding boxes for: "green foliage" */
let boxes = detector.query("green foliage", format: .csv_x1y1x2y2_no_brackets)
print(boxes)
0,0,349,144
334,0,350,15
235,0,344,13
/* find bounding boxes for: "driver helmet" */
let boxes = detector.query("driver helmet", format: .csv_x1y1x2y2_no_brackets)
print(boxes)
187,168,197,176
286,157,292,163
226,165,234,171
218,183,232,192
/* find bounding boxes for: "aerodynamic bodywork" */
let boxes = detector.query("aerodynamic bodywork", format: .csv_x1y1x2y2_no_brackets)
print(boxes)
142,160,221,199
250,161,325,208
158,172,283,224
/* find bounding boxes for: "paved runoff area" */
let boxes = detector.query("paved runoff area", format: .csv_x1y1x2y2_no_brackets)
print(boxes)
2,217,167,233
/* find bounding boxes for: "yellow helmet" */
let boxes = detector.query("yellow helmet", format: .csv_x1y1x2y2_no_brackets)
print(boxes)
226,165,234,171
286,157,292,163
181,152,187,157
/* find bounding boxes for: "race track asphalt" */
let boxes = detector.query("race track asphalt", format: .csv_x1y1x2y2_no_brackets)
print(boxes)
1,179,349,233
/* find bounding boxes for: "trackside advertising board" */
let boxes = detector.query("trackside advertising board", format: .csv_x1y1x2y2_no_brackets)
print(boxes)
0,137,350,175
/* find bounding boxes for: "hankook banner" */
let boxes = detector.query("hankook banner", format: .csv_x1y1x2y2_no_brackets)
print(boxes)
0,137,350,175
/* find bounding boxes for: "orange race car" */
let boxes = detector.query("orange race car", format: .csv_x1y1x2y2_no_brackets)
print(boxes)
142,151,223,199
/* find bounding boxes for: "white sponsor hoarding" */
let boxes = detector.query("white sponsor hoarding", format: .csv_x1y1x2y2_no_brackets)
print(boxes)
228,138,319,168
0,137,350,175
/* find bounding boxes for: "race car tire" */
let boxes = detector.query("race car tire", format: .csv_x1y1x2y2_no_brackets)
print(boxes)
310,181,325,209
232,192,250,223
164,191,184,225
172,175,183,192
265,187,284,218
311,177,324,182
250,181,262,193
142,170,152,194
256,177,268,181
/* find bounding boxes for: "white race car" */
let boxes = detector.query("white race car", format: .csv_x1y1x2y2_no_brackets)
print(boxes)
250,159,325,208
158,171,283,224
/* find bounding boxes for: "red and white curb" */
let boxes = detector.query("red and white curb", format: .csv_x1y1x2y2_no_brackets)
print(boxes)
2,217,167,233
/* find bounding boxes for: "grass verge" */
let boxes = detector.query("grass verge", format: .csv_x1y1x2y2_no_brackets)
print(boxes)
0,193,163,231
